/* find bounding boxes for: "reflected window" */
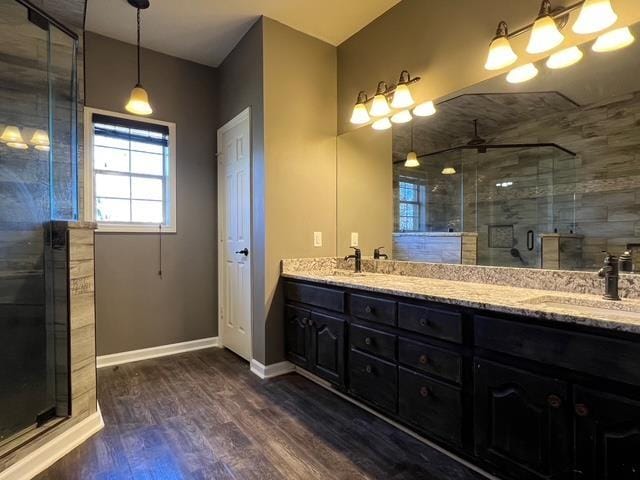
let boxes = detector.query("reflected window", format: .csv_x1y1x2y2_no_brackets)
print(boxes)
85,110,176,232
398,179,424,231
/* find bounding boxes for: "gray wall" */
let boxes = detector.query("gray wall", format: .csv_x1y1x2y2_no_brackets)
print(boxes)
84,32,218,355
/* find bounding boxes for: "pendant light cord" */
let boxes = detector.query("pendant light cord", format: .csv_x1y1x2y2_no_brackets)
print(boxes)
137,8,141,85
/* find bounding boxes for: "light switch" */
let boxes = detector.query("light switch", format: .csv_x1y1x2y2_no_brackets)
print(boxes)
350,232,359,247
313,231,322,247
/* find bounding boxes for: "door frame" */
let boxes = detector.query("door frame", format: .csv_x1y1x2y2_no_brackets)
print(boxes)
216,107,253,359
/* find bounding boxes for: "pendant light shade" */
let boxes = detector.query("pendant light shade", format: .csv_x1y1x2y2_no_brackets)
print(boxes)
1,125,28,149
370,81,391,117
441,167,457,175
391,110,412,124
413,100,436,117
572,0,618,35
371,117,392,131
506,63,539,84
405,151,419,168
485,21,518,70
527,1,564,54
592,26,635,52
125,4,152,116
391,84,415,109
350,91,370,125
546,46,583,69
30,129,50,151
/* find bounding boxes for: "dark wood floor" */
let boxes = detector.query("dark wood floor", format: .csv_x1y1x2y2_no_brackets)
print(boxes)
36,348,487,479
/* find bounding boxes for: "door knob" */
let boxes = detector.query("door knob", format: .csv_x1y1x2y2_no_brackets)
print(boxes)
235,248,249,256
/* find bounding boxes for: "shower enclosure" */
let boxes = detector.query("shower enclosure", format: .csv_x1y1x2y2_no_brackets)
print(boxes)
0,0,77,449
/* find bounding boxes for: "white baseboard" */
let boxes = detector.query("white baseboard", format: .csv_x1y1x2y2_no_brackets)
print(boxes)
250,359,296,379
294,367,499,480
97,337,219,368
0,404,104,480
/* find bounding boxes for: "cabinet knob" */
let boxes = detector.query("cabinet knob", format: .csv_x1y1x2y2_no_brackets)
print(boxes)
365,365,372,374
308,319,314,327
575,403,589,417
419,354,429,365
364,337,372,346
547,394,562,409
364,305,373,314
301,317,308,326
420,386,430,398
419,318,429,327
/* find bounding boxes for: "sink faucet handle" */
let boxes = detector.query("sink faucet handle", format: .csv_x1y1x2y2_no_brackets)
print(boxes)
374,246,388,260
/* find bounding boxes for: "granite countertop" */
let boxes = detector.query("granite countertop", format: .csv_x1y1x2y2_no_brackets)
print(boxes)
281,269,640,334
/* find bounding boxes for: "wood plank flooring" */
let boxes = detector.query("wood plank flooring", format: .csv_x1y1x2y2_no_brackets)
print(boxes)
36,348,486,479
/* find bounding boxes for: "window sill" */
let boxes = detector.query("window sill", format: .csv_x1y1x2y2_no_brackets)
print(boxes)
94,223,176,234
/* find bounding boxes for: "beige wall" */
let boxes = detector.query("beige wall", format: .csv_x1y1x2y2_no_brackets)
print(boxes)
337,127,392,257
337,0,640,134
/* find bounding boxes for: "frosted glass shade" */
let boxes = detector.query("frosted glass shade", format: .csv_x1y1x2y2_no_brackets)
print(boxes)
527,16,565,54
125,85,153,116
573,0,618,35
30,129,50,151
506,63,539,84
391,84,415,109
546,46,583,69
592,27,635,52
369,94,391,117
371,117,392,131
1,126,28,149
413,100,436,117
441,167,457,175
391,110,412,124
350,103,370,124
485,36,518,70
404,151,419,168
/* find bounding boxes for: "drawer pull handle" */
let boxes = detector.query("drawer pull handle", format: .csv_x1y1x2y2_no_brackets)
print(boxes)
365,365,372,374
420,386,430,398
419,318,429,327
364,305,374,314
364,337,372,346
547,394,562,409
575,403,589,417
419,354,429,365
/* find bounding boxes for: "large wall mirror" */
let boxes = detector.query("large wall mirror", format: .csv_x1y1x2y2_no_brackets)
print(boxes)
337,21,640,273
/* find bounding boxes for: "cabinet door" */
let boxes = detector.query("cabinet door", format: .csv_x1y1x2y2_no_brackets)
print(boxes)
285,305,310,368
474,358,571,480
574,386,640,480
309,312,345,386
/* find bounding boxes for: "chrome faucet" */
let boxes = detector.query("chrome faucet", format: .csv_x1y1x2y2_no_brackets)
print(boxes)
598,252,620,301
345,247,362,273
373,246,388,260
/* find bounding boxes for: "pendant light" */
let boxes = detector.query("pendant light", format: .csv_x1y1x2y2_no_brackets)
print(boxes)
441,167,457,175
391,110,412,124
405,123,419,167
506,63,539,84
371,117,392,131
350,91,370,125
573,0,618,35
369,81,391,117
485,21,518,70
1,125,28,149
592,26,635,52
30,129,50,151
125,0,153,116
391,71,415,109
527,0,565,54
413,100,437,117
546,46,583,69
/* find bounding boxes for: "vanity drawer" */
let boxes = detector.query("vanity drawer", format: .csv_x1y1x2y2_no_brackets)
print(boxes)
475,315,640,386
398,338,462,384
398,367,463,447
398,303,463,343
350,324,396,361
349,349,397,413
350,294,396,326
284,281,345,313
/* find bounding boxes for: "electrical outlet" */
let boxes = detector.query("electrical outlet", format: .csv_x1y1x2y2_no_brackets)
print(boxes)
313,231,322,247
350,232,359,247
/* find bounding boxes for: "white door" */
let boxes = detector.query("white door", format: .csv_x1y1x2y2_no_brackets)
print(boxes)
217,108,252,360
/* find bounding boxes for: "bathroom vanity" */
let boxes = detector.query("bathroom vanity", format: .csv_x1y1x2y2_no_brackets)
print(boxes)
282,262,640,480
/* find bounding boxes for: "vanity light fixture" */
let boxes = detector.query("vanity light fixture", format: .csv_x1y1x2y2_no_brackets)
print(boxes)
391,110,413,124
391,70,416,109
125,0,153,116
1,125,28,149
506,63,539,83
30,129,50,151
592,26,635,52
371,117,392,131
485,21,518,70
369,81,392,117
405,123,419,167
527,0,565,54
573,0,618,35
441,167,457,175
546,46,583,69
350,91,371,125
413,100,437,117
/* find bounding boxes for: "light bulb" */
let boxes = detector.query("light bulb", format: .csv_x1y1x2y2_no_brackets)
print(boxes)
125,85,153,116
391,110,413,124
506,63,539,84
371,117,392,131
592,26,635,52
527,15,565,54
546,46,583,69
485,36,518,70
413,100,436,117
404,151,419,168
391,84,415,109
350,103,370,125
441,167,456,175
369,94,391,117
573,0,618,35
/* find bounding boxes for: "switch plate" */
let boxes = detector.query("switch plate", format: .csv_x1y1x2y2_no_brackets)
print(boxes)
313,231,322,247
350,232,359,247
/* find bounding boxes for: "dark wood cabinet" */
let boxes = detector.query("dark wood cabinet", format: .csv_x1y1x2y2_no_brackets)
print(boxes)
574,386,640,480
285,305,310,369
308,312,346,386
474,358,571,480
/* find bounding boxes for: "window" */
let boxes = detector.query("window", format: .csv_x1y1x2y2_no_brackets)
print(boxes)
398,180,423,232
84,109,176,232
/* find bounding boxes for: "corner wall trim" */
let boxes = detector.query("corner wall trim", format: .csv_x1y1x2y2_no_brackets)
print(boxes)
250,359,295,379
0,404,104,480
96,337,219,368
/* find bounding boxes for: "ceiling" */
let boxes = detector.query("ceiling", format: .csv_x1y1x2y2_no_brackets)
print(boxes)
85,0,401,67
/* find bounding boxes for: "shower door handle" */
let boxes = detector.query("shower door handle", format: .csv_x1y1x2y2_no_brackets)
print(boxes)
527,230,534,251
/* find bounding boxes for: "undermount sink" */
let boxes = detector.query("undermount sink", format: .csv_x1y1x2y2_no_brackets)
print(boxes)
520,295,640,319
